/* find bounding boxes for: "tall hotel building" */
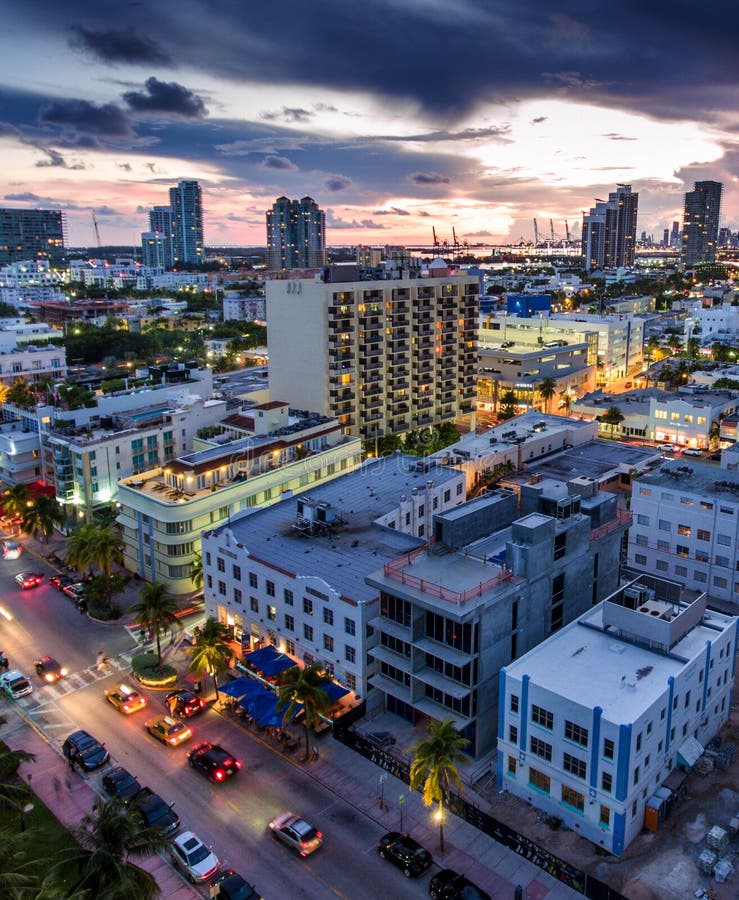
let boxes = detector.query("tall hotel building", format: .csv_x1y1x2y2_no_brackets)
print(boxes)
266,196,326,270
169,180,204,265
267,261,478,440
581,184,639,271
147,205,175,268
682,181,722,267
0,208,66,265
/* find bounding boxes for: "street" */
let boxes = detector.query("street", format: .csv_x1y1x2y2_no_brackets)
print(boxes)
0,553,430,899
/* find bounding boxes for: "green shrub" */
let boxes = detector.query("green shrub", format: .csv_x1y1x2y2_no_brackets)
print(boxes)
131,652,177,687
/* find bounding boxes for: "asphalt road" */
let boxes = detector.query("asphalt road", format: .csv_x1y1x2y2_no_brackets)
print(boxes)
0,553,431,899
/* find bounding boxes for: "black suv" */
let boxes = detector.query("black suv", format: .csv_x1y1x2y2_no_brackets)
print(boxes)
165,689,206,718
102,766,142,803
430,868,492,899
187,742,242,782
210,869,261,899
62,729,110,771
132,787,180,836
377,831,432,878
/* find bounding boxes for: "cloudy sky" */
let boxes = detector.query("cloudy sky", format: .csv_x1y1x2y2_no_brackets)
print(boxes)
1,1,737,248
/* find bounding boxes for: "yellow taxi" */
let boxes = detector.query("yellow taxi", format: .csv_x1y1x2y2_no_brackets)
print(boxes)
145,714,193,746
105,684,148,714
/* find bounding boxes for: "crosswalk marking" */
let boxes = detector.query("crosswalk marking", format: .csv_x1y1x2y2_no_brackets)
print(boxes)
26,650,138,705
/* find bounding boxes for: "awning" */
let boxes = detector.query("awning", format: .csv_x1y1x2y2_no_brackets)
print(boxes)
219,676,258,699
243,644,297,677
321,682,351,703
677,736,704,768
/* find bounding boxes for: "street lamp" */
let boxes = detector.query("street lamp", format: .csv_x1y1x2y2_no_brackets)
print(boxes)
21,802,34,832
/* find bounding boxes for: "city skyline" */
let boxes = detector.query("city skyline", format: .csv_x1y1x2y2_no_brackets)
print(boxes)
0,2,737,248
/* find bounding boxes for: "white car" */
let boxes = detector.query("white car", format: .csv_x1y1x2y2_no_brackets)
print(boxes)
0,669,33,699
170,831,219,883
683,448,703,457
659,443,678,453
2,540,22,560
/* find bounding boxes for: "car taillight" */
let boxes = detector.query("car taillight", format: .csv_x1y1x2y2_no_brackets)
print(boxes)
234,760,242,769
316,831,323,839
214,770,224,781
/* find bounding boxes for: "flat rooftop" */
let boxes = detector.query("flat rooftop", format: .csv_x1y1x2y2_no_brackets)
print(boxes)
523,439,660,482
211,455,461,605
504,602,735,722
636,458,739,497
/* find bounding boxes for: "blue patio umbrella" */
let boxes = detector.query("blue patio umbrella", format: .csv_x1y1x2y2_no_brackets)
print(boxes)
219,676,258,699
321,682,350,703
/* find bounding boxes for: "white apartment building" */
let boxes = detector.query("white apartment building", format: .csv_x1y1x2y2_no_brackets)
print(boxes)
223,293,266,322
0,421,43,484
0,343,66,384
0,259,62,290
482,313,644,386
200,456,467,699
628,461,739,605
571,387,737,448
498,578,737,855
267,264,478,440
691,302,739,345
118,406,365,596
0,321,58,345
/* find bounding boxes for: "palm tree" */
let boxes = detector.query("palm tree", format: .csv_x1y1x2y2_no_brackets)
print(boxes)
88,525,124,581
65,523,96,576
498,390,517,421
276,662,332,761
48,796,168,899
537,376,557,413
129,583,181,669
409,718,469,853
21,494,64,543
599,405,625,438
558,390,572,414
0,726,35,815
2,483,30,521
190,549,203,592
0,832,41,897
188,617,232,700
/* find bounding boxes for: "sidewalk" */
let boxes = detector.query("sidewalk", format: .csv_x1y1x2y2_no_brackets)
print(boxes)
3,712,200,899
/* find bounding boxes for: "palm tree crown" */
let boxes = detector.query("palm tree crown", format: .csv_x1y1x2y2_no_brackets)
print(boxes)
2,483,30,521
409,717,469,852
22,494,64,543
537,376,557,413
129,583,181,668
49,796,167,899
188,617,232,699
276,662,332,761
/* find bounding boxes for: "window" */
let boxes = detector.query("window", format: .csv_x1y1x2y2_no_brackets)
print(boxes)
323,608,334,626
677,524,691,536
636,732,642,752
303,597,314,615
633,766,640,785
304,624,314,642
565,721,588,747
218,581,226,596
233,565,241,580
530,736,552,761
345,673,356,691
205,552,212,566
601,771,612,792
635,554,647,565
532,705,554,729
658,519,670,531
528,768,550,794
635,534,648,546
249,572,258,588
636,514,649,525
603,738,614,759
599,805,611,828
233,588,242,605
676,545,689,558
697,529,710,541
563,753,587,779
510,694,519,714
507,756,517,776
345,645,356,664
656,560,668,571
323,635,334,652
717,534,731,545
675,565,688,577
509,725,518,744
284,614,294,631
266,580,275,597
561,785,584,812
657,539,670,551
344,617,356,636
217,557,225,572
267,605,276,621
714,576,728,589
284,589,294,606
680,497,693,506
250,596,258,612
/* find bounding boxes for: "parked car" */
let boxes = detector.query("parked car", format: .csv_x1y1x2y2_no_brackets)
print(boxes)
0,669,33,700
165,689,206,718
15,572,44,590
62,729,110,771
430,868,492,899
210,869,261,899
105,684,148,714
187,742,241,782
269,812,323,857
2,540,22,560
131,787,180,835
659,443,678,453
49,574,74,592
34,655,67,683
170,831,220,883
145,714,193,746
683,448,703,457
377,831,432,878
102,766,142,803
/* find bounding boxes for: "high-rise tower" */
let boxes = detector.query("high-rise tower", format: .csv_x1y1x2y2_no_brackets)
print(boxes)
682,181,722,266
581,184,638,271
169,181,204,266
0,208,66,265
266,196,326,270
148,205,174,268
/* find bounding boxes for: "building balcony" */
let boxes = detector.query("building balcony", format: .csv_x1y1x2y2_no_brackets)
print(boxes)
388,419,409,433
360,396,383,410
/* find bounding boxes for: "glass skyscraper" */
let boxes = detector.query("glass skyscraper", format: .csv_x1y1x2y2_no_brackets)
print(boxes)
0,208,66,265
581,185,639,272
266,196,326,270
169,180,204,265
682,181,722,267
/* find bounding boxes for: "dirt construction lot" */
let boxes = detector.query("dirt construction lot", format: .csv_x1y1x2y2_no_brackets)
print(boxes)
490,690,739,899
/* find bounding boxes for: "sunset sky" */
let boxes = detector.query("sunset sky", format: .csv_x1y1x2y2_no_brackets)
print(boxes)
1,1,737,249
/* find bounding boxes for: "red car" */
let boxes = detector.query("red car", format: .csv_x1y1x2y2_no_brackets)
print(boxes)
15,572,44,590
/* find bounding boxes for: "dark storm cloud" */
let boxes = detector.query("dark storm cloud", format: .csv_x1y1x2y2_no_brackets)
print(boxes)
325,174,351,192
35,147,86,169
382,125,511,144
409,172,451,186
261,107,314,124
122,78,207,118
373,207,411,216
258,155,297,171
531,117,547,125
326,209,384,230
4,191,82,208
38,99,132,136
69,25,173,66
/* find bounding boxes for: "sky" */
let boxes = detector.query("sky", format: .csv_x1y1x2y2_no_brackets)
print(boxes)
0,1,737,249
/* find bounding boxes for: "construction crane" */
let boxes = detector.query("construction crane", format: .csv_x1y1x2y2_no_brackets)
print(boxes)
533,218,540,245
565,220,571,242
91,210,101,248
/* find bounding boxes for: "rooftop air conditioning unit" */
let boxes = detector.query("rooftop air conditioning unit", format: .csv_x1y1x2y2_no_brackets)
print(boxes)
623,585,649,609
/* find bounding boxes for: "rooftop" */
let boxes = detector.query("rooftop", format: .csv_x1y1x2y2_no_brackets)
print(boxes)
206,455,462,605
521,438,661,483
636,458,739,497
